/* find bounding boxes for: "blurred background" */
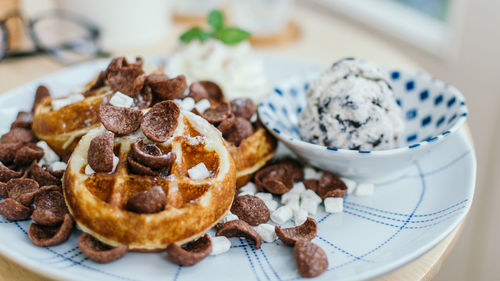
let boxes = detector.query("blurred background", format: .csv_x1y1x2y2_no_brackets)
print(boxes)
1,0,498,280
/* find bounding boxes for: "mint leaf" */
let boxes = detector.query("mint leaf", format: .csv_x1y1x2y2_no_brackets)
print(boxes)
217,27,251,45
180,27,211,43
208,10,224,31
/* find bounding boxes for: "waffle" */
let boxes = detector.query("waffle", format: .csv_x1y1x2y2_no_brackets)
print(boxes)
63,110,236,251
32,86,112,157
229,124,277,187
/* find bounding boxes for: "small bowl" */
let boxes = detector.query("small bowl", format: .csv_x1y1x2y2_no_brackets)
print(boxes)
258,69,468,183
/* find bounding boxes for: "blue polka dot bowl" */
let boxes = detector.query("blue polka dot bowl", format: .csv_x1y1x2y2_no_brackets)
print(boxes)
258,69,468,183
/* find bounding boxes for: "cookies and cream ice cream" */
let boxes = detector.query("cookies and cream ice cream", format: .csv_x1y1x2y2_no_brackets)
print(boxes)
165,39,269,102
298,58,404,150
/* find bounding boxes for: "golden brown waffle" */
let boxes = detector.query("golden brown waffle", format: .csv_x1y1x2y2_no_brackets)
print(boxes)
63,110,236,251
32,86,112,157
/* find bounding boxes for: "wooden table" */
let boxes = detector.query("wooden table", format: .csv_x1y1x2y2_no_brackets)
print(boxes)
0,3,469,280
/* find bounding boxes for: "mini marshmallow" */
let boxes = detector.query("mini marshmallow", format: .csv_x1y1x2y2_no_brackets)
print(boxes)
50,161,67,172
341,177,357,194
255,192,273,202
220,211,239,224
354,183,374,197
111,154,119,173
180,97,195,112
85,165,95,175
250,113,257,123
210,236,231,256
281,192,300,205
36,141,60,165
109,92,134,108
238,182,257,196
195,99,211,113
270,206,293,225
51,94,84,110
300,189,322,204
255,223,276,242
289,182,306,194
324,197,343,213
304,166,322,180
300,199,320,215
293,208,308,226
285,197,300,212
188,162,210,180
263,199,278,212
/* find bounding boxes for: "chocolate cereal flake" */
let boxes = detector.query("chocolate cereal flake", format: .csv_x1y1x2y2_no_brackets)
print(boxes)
130,140,176,169
11,111,34,129
99,105,142,135
0,142,23,165
275,218,317,246
105,57,144,96
0,127,37,144
0,182,7,198
0,163,22,182
0,198,32,221
6,178,39,206
13,144,44,167
303,179,319,194
127,154,159,176
188,82,209,102
317,172,347,199
141,100,180,142
146,74,187,101
231,98,256,120
254,158,304,194
202,101,231,125
33,85,51,111
32,191,68,226
28,214,74,247
29,161,61,186
126,186,166,214
222,117,253,146
166,234,212,266
88,132,115,173
294,241,328,278
134,85,153,109
79,233,128,264
131,73,147,96
231,195,270,226
199,81,224,102
216,220,262,249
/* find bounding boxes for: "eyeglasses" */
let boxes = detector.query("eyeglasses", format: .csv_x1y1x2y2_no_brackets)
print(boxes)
0,10,109,64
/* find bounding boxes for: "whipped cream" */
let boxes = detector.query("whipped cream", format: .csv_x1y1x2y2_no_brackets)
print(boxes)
165,39,269,102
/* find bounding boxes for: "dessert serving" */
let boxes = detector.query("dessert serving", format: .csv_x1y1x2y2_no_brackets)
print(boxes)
298,58,404,151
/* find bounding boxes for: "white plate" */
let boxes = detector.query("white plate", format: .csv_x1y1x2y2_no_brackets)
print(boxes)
0,57,476,281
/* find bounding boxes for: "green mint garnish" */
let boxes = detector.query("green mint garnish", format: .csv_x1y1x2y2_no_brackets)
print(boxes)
179,9,250,45
217,27,251,45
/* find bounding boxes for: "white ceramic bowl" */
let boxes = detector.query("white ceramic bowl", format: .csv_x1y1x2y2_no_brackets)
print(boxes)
258,69,468,183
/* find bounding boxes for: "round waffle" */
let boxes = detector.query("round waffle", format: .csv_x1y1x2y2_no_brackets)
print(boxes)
32,86,112,157
63,110,236,251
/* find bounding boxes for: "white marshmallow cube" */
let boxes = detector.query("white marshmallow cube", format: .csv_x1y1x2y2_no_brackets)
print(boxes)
111,154,119,173
210,236,231,256
255,223,276,242
301,189,322,204
36,141,60,165
263,199,278,212
85,165,95,175
270,206,293,225
324,197,344,213
354,183,374,197
293,208,308,226
289,182,306,194
238,182,257,196
304,166,322,180
109,92,134,108
195,99,211,113
220,211,239,224
250,113,257,123
255,192,273,202
281,192,300,205
180,97,195,112
188,163,210,180
341,177,357,194
300,199,320,215
50,161,67,172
